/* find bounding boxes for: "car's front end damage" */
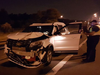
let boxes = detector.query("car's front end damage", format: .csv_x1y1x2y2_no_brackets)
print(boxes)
4,32,51,68
4,22,77,68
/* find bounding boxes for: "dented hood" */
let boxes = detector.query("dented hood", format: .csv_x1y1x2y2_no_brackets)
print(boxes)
7,32,44,40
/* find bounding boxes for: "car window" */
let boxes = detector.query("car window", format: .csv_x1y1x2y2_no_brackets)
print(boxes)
57,25,66,33
54,26,57,32
58,25,63,30
66,24,79,34
60,28,65,32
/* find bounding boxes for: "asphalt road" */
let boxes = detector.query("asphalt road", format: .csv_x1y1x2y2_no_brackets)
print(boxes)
0,39,100,75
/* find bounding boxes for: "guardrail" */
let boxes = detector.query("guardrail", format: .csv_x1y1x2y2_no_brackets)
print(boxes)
0,41,6,50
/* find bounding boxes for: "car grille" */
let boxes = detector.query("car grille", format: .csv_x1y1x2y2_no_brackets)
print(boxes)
7,39,29,47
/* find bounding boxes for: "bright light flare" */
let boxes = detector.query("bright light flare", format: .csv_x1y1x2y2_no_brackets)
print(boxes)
54,36,66,40
88,21,90,25
49,36,66,45
98,22,100,25
94,13,97,17
60,15,63,18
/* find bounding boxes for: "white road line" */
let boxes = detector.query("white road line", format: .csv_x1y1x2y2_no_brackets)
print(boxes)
46,54,73,75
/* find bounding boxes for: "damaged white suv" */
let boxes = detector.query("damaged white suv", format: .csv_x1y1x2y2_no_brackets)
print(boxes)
4,22,85,68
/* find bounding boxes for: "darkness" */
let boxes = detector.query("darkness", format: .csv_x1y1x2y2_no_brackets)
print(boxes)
0,0,100,20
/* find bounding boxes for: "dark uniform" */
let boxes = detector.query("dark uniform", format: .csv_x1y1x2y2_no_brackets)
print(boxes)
86,25,99,62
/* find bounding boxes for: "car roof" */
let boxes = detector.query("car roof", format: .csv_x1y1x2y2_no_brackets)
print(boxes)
30,22,65,26
69,22,82,25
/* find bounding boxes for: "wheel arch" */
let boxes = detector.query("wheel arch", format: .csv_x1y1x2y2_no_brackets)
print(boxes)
46,44,54,52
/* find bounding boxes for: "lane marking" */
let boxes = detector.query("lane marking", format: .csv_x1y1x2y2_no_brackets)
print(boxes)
46,54,73,75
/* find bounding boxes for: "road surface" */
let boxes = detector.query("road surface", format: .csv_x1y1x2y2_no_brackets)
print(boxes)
0,39,100,75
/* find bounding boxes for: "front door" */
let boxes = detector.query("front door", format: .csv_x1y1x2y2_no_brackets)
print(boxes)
53,34,81,53
50,24,83,53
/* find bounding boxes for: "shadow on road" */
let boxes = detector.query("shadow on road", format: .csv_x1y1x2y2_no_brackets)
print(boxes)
0,61,25,69
39,65,53,75
0,61,53,75
70,55,86,60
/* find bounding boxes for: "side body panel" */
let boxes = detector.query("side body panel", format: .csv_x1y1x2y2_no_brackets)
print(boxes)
50,34,81,53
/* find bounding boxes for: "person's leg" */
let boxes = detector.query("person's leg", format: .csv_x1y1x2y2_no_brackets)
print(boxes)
87,47,95,61
88,36,99,61
84,36,99,62
86,37,91,60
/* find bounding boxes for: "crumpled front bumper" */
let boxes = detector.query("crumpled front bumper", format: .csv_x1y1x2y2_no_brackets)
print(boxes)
8,57,42,68
4,44,43,68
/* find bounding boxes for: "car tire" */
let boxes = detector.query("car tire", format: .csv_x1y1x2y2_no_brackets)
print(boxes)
44,47,53,66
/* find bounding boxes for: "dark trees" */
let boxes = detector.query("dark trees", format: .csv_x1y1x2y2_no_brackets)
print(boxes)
38,8,61,23
0,8,61,29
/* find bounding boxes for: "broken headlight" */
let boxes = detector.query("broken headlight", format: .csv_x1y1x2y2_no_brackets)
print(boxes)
29,41,43,50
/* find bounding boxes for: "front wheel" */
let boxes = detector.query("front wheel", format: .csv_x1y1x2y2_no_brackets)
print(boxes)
44,48,53,66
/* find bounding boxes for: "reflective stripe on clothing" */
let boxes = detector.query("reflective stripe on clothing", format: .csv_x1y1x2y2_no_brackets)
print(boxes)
93,30,100,35
88,25,100,36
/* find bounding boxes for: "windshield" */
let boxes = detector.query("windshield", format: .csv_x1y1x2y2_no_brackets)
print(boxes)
22,25,53,35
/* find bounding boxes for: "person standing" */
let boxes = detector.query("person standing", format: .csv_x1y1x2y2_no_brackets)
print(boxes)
83,20,100,62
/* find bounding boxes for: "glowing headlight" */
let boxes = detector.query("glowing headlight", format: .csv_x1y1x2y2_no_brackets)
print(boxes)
29,41,43,48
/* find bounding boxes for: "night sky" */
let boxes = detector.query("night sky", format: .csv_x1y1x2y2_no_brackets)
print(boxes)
0,0,100,20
